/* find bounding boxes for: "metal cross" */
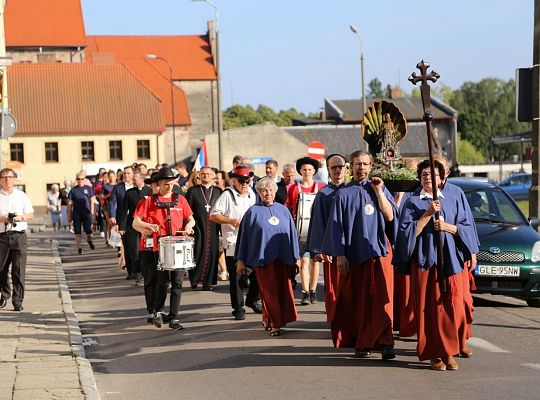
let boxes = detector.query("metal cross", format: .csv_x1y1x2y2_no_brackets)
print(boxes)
205,204,211,213
409,60,440,117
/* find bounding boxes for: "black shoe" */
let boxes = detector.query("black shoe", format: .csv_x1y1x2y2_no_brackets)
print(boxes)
78,248,83,255
0,298,6,308
246,301,262,314
191,284,198,289
381,346,396,360
13,305,23,312
354,348,371,358
202,285,214,291
153,312,163,328
309,290,318,304
146,315,153,324
232,309,245,320
169,320,184,330
300,291,310,305
162,314,173,323
126,274,135,280
87,240,95,250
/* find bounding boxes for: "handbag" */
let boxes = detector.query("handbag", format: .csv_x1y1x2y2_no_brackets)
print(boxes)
108,226,122,247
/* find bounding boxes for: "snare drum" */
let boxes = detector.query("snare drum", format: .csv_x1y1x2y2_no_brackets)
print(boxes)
157,236,195,271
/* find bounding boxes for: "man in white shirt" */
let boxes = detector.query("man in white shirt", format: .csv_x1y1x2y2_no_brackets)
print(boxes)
0,168,34,311
210,165,259,320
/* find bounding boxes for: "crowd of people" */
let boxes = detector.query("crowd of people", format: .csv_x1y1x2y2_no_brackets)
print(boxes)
55,152,478,371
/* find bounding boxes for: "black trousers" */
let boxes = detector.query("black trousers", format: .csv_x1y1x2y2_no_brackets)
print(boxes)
0,232,27,307
124,227,141,276
154,262,185,319
140,251,166,314
225,255,260,312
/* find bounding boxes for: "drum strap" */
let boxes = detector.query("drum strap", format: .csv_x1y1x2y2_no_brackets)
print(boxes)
153,193,178,235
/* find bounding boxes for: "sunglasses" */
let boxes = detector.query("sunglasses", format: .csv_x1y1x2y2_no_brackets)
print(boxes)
238,178,252,184
330,165,346,170
76,177,85,181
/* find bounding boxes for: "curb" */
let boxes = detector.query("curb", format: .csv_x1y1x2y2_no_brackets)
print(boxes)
51,239,101,400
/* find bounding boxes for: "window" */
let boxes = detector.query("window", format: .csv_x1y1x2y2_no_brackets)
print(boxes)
45,142,59,162
137,140,150,159
10,143,24,163
109,140,123,161
81,141,94,161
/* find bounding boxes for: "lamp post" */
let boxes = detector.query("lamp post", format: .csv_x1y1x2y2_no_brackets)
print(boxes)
349,25,367,115
146,54,177,164
192,0,223,169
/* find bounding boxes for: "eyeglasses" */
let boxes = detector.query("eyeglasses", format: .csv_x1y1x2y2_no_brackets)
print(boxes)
0,176,14,180
421,173,439,178
238,178,252,184
330,165,346,170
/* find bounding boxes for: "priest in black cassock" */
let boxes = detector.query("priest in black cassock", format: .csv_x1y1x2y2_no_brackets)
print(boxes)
186,166,222,290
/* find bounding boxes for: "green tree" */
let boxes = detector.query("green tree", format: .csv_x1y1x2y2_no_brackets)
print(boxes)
450,78,531,160
367,78,384,98
457,134,485,164
411,83,454,104
223,104,311,129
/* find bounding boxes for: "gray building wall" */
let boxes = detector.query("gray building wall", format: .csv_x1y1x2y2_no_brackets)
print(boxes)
177,80,217,143
7,48,85,63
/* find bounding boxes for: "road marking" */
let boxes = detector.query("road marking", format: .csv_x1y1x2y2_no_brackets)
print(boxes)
468,337,510,353
522,363,540,371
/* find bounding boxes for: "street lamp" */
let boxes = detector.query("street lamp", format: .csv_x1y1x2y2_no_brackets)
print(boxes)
146,53,177,164
349,25,367,115
192,0,223,169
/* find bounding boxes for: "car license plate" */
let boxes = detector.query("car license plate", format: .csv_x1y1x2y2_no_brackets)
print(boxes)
475,265,520,277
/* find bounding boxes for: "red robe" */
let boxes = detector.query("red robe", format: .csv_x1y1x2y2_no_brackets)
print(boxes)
331,250,394,350
255,260,298,329
393,271,416,337
411,259,468,361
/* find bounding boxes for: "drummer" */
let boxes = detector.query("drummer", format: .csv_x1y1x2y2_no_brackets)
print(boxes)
133,167,195,330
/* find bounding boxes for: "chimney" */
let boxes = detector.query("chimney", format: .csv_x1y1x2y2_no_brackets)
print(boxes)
388,86,402,99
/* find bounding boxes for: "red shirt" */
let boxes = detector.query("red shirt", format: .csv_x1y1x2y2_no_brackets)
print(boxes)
133,194,193,252
286,181,325,220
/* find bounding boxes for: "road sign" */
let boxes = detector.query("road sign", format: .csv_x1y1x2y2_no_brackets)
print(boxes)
307,141,325,160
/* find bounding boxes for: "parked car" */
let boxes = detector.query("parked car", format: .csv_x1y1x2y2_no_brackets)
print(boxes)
498,173,531,201
449,177,540,307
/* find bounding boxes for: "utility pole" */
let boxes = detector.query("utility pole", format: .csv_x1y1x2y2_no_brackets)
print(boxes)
0,1,7,169
531,0,540,221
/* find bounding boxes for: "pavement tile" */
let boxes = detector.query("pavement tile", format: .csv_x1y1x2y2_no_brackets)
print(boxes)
0,364,16,388
13,388,84,400
14,373,81,390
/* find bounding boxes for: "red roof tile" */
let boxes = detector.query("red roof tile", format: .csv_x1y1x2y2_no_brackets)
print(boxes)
5,0,87,47
8,63,165,135
86,35,216,81
122,59,191,126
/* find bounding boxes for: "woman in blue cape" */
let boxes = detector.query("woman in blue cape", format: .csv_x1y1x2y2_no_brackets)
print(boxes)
393,160,479,371
235,177,300,336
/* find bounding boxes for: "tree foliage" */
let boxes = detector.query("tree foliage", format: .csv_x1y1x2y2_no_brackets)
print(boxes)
457,134,485,164
367,78,385,98
223,104,309,130
450,78,531,160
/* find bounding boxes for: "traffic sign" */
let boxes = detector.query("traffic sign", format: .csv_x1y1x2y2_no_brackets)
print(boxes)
307,141,325,160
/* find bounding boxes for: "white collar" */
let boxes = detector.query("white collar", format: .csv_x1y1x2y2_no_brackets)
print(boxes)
420,189,444,199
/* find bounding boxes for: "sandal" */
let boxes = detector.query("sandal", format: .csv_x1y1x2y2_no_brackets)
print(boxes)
269,329,280,337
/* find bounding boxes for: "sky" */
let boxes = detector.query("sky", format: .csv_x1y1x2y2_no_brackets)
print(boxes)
81,0,534,114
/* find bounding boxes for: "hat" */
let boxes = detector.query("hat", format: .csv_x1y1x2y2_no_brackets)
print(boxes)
228,165,255,179
144,172,159,185
295,157,319,174
152,167,179,183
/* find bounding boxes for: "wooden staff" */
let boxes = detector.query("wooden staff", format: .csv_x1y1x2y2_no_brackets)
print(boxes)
409,60,446,293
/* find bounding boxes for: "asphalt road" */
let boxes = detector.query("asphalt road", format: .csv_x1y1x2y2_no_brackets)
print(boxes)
56,232,540,400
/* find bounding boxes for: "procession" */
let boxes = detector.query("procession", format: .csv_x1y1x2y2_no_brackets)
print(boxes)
42,108,479,373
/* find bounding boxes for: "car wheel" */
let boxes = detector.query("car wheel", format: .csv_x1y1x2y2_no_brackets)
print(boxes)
526,298,540,307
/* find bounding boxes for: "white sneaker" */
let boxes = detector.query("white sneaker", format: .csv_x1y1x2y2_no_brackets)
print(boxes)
100,232,105,238
218,271,229,281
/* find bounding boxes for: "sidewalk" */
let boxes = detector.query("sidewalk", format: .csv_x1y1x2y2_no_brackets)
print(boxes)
0,231,99,400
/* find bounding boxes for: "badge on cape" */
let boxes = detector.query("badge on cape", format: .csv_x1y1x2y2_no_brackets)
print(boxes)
268,216,280,226
364,203,375,216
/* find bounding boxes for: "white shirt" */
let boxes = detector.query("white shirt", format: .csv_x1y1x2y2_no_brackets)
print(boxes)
210,186,256,254
0,188,34,232
419,189,444,200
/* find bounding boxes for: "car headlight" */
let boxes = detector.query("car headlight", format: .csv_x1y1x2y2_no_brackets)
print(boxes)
532,241,540,262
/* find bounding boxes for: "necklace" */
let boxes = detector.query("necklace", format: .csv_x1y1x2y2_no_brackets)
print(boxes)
200,185,214,212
